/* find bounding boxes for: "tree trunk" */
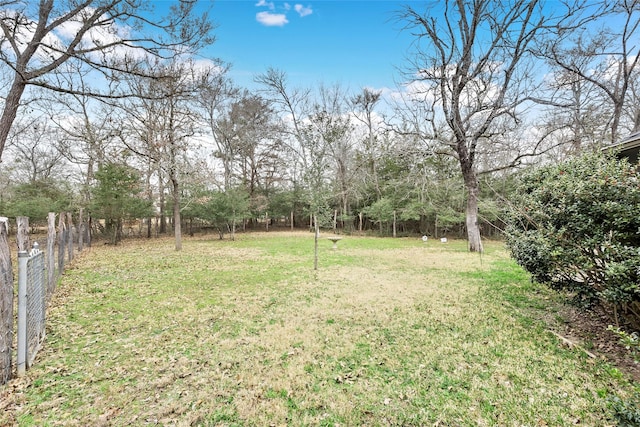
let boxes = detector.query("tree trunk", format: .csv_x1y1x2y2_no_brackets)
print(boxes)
464,174,483,253
0,79,27,162
87,216,92,247
172,177,182,251
158,170,166,234
393,210,397,238
435,215,438,239
145,160,153,239
114,219,121,245
78,208,84,252
611,101,623,143
231,217,236,241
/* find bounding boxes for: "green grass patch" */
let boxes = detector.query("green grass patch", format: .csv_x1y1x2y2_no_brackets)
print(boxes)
2,232,637,426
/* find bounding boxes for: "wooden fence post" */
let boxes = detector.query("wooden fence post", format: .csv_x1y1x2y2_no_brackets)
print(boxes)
16,216,29,252
58,212,65,274
47,213,56,299
78,208,83,253
393,210,397,238
87,216,92,247
0,218,13,385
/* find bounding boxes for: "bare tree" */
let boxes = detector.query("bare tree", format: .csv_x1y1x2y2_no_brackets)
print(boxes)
255,68,312,172
0,0,214,163
352,88,384,199
545,0,640,143
225,93,284,197
114,64,168,236
7,118,65,182
627,74,640,132
314,84,355,231
539,66,608,156
195,65,238,190
113,58,204,250
398,0,551,252
256,69,330,269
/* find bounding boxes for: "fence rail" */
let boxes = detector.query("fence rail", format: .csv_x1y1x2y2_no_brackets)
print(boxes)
0,212,89,384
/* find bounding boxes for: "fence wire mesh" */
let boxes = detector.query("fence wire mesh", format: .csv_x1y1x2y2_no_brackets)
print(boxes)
26,247,46,367
0,213,87,384
17,244,46,375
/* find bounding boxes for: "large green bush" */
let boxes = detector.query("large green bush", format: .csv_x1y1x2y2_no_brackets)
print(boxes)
91,163,152,244
505,151,640,327
3,180,72,223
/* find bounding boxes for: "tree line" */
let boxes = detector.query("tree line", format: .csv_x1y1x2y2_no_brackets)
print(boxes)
1,0,639,251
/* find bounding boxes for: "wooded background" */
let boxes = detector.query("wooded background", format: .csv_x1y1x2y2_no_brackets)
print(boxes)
0,1,639,251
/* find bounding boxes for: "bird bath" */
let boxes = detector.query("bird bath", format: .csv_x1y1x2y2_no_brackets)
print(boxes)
327,236,342,249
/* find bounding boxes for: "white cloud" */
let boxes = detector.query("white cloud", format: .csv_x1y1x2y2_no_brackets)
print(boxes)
294,4,313,17
255,0,275,9
191,58,226,76
256,11,289,26
254,2,311,27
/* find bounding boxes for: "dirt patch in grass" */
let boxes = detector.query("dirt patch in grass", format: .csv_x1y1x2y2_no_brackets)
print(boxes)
546,303,640,382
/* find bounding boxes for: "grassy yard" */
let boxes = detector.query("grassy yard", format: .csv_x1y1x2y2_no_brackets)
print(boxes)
1,232,638,426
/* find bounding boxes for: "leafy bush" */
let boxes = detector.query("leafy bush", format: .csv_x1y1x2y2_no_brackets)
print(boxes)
608,326,640,362
185,187,250,239
91,163,152,244
3,180,72,223
608,392,640,427
505,151,640,326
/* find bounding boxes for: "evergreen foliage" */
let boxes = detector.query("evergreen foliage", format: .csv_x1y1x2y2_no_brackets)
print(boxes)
505,151,640,326
91,163,152,244
186,187,251,239
1,180,71,223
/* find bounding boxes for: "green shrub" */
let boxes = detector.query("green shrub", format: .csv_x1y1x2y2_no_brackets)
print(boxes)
91,163,152,244
608,392,640,427
3,180,72,223
505,151,640,325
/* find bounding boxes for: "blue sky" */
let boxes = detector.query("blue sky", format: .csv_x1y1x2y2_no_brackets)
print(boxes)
198,1,415,92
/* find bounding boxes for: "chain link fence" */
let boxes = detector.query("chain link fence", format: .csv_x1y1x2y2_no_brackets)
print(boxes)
17,243,46,375
0,213,89,384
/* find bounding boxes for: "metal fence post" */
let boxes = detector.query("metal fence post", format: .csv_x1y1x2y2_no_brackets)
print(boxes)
17,250,28,377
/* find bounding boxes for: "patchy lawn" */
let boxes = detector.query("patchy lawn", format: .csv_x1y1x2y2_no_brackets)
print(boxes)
1,232,638,426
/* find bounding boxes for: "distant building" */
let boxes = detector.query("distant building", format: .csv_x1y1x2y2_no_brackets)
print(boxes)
606,131,640,162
